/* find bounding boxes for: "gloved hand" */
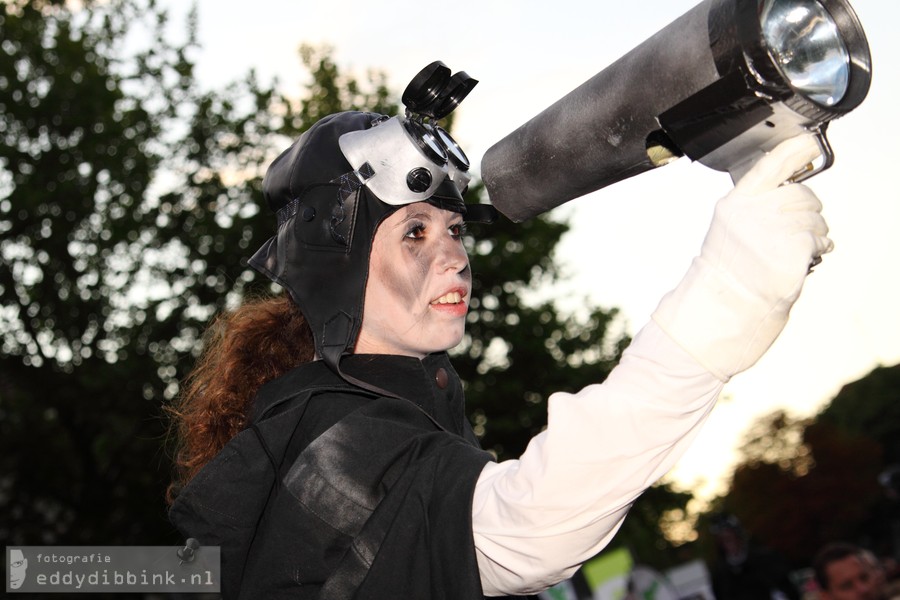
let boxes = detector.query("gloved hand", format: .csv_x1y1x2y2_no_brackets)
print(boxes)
652,135,833,381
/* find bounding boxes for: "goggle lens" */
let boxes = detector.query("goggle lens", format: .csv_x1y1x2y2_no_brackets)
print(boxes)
433,126,471,171
403,120,448,164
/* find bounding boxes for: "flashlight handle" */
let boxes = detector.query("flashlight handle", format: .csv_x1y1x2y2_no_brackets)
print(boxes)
794,131,833,275
728,130,834,186
787,131,834,184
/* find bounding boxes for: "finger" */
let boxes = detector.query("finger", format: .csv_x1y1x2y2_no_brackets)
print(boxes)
772,185,824,214
735,135,821,196
817,235,835,256
805,233,834,261
783,211,830,237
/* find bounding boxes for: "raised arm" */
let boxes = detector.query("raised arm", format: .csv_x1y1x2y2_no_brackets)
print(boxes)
471,135,832,596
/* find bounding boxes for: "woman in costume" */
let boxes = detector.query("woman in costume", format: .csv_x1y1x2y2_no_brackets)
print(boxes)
168,63,831,598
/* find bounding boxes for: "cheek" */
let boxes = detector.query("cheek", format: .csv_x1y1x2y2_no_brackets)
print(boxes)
376,243,431,310
404,237,434,280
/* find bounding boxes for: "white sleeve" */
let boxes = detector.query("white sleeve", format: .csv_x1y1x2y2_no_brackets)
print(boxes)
472,320,724,596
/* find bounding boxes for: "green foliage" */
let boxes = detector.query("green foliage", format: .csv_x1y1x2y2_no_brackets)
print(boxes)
283,44,396,133
0,0,282,545
735,410,815,476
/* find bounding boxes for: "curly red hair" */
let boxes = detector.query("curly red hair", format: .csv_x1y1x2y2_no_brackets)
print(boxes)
167,294,315,503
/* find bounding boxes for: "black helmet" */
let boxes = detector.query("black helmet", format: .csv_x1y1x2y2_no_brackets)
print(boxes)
248,63,496,379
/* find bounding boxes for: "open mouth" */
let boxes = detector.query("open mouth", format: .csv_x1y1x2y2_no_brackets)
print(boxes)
430,291,464,305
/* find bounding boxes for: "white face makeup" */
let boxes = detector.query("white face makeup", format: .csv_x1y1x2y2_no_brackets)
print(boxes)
355,202,471,358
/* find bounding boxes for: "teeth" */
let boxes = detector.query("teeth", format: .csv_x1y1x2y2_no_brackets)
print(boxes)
432,292,462,305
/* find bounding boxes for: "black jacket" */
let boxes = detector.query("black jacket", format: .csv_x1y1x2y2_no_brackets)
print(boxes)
170,353,494,599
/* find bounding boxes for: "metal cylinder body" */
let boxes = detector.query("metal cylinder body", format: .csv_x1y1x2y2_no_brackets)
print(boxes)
481,0,720,222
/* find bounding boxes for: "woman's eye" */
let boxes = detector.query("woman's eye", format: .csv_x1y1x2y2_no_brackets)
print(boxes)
449,222,467,238
405,224,426,240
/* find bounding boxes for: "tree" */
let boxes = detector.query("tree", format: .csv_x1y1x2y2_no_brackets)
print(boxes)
281,44,394,133
726,420,882,564
818,364,900,466
815,364,900,556
0,0,282,546
711,361,900,565
1,0,688,564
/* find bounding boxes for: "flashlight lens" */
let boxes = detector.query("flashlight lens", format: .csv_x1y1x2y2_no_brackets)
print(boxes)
761,0,850,106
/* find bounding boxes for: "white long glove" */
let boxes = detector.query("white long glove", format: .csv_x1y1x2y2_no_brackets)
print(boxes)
652,135,833,381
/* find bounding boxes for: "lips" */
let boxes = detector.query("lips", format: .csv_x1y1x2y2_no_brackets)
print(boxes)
429,287,468,310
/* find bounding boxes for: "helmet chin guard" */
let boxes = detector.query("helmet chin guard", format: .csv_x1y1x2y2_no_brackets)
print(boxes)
248,63,496,383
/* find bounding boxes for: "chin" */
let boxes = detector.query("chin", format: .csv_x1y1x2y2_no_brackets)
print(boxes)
437,332,466,354
420,329,465,356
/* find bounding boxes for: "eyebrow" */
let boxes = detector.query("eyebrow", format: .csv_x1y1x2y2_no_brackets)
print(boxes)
395,207,463,229
399,210,432,224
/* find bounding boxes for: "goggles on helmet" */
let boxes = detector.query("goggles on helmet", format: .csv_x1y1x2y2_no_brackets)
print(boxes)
337,60,479,211
338,115,471,208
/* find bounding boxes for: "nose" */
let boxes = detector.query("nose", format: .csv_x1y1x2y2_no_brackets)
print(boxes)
436,234,469,274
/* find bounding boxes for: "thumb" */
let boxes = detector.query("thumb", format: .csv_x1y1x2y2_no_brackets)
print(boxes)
734,134,821,196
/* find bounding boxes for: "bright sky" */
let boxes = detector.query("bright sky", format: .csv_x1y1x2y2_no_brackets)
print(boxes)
171,0,900,501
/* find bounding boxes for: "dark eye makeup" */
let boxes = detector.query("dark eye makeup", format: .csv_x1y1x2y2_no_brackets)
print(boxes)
404,221,426,240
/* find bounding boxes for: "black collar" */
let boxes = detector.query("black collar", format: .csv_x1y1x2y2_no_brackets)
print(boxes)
338,353,467,436
253,353,471,438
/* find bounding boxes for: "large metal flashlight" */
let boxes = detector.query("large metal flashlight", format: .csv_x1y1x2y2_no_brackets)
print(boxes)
481,0,872,222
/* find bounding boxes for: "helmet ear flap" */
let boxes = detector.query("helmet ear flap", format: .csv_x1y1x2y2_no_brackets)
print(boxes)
247,112,394,368
328,178,364,249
